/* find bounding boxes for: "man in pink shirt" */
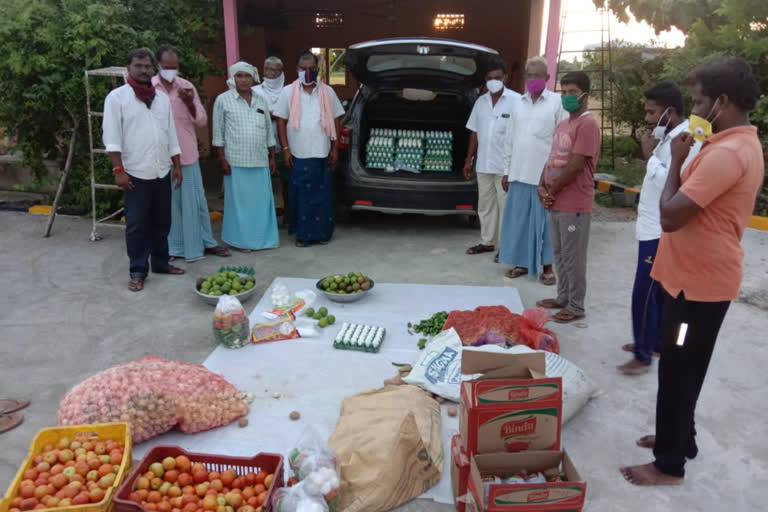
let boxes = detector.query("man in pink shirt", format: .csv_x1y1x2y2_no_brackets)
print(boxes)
536,71,601,323
153,45,229,262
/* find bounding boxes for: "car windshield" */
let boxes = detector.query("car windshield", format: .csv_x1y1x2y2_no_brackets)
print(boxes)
366,54,476,75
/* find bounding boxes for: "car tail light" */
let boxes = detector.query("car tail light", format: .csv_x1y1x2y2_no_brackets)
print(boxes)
339,126,351,149
455,205,473,210
354,200,373,206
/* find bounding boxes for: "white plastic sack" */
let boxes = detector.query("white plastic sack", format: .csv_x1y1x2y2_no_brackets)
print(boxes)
504,345,598,424
402,329,598,423
402,328,464,402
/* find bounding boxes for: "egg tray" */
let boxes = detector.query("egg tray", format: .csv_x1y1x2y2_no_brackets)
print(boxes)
217,265,255,276
333,322,385,353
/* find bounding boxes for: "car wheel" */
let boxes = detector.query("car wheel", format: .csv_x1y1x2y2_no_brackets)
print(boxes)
464,214,479,229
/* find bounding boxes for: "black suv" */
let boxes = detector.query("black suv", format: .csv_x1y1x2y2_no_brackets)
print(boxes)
336,38,499,218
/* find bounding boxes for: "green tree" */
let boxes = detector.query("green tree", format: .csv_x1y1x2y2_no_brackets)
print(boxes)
583,41,666,144
0,0,222,214
596,0,727,33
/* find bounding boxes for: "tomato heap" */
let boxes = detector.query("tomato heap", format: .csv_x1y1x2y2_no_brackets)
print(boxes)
8,437,126,512
126,456,274,512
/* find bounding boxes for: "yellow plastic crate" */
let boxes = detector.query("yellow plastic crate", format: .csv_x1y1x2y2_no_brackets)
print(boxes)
1,423,132,512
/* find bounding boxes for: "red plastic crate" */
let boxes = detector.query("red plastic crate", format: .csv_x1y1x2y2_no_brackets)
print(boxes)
113,446,283,512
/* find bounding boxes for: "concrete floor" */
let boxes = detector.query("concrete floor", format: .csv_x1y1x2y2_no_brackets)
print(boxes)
1,210,767,512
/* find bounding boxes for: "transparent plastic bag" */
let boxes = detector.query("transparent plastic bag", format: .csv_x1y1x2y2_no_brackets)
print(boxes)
271,481,329,512
251,312,300,343
288,428,341,510
57,356,248,443
213,295,249,348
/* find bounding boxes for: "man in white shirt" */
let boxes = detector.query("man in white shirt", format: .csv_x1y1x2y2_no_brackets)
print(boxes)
618,81,700,375
254,56,290,224
464,57,520,257
498,57,568,284
274,49,345,247
103,48,184,292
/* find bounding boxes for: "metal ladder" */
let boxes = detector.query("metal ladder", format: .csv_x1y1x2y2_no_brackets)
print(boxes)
555,0,616,170
84,67,127,241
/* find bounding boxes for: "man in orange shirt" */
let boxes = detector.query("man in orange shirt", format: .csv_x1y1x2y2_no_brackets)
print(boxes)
620,57,764,486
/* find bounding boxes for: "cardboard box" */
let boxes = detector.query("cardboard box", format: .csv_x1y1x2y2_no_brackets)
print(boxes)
451,434,470,512
465,451,586,512
459,351,563,455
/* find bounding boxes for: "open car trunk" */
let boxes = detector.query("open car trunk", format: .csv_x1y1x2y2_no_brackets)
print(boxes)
355,89,473,180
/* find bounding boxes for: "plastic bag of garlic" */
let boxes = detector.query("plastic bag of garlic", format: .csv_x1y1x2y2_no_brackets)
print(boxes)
57,356,249,442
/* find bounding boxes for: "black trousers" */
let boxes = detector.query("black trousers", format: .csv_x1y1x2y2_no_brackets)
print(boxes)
123,174,172,278
653,290,730,477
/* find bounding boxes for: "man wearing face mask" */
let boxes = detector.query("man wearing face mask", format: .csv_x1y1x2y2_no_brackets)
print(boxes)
274,49,345,247
254,56,290,225
499,56,567,283
618,81,700,375
152,45,230,263
620,57,763,487
535,71,601,323
464,57,520,257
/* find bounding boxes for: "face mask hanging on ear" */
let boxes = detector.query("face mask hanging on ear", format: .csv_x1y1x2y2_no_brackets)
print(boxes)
652,107,671,140
689,99,721,142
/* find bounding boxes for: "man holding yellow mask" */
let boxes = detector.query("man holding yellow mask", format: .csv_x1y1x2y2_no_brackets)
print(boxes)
620,57,764,487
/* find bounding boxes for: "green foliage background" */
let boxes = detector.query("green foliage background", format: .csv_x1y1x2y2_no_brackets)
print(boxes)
0,0,222,216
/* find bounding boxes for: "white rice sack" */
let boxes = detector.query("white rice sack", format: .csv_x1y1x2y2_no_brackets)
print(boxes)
402,328,464,402
403,331,598,423
502,345,599,424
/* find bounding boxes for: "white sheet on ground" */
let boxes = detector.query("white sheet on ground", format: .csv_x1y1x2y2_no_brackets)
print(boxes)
132,278,523,505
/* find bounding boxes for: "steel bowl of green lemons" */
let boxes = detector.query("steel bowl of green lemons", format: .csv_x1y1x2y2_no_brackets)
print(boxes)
316,272,374,303
195,268,257,305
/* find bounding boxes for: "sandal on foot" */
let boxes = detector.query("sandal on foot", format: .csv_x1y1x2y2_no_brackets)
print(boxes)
0,412,23,434
0,399,29,415
536,298,565,309
466,244,495,255
505,267,529,279
539,272,556,285
552,309,585,324
205,246,231,257
155,265,185,275
617,359,651,375
622,343,660,357
295,240,310,248
128,277,144,292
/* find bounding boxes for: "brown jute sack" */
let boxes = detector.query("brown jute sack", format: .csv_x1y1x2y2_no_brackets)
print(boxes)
328,385,443,512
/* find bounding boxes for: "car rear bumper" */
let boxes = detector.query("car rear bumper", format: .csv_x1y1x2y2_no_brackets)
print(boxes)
339,173,478,214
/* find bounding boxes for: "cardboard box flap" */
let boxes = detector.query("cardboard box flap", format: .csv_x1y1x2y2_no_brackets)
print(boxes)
563,451,582,482
475,451,564,475
461,350,546,378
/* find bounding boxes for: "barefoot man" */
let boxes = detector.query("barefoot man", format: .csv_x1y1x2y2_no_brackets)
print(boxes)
620,57,763,486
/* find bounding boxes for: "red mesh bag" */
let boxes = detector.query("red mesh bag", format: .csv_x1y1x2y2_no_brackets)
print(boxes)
442,306,559,353
58,356,248,442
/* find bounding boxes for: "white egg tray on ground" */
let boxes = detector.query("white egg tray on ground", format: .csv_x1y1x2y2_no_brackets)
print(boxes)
333,322,385,353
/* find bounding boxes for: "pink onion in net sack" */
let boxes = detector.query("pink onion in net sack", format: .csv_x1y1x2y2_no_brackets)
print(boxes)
57,356,248,442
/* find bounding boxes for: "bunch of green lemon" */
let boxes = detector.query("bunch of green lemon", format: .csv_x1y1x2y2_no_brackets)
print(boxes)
304,307,336,328
199,271,254,297
319,272,372,294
